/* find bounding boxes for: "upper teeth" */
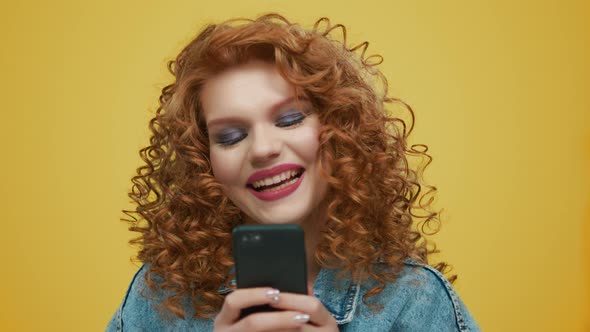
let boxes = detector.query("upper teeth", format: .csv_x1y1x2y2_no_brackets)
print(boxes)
251,170,299,188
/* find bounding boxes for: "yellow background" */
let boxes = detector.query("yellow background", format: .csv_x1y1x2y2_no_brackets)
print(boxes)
1,0,588,331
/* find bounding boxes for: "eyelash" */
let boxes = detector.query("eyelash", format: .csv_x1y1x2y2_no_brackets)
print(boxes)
276,112,306,128
217,131,247,146
215,111,307,147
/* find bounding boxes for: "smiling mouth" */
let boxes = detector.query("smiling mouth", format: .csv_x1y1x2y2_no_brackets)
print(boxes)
247,168,305,192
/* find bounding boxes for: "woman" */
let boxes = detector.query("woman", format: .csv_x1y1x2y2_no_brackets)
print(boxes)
107,13,479,331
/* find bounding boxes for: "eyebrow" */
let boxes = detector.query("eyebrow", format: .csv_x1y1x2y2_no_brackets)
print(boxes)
206,96,298,128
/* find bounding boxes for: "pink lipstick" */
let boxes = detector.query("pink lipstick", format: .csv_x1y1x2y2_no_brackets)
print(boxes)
246,164,305,201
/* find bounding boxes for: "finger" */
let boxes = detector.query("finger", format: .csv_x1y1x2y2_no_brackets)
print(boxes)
216,288,281,325
232,310,310,332
268,293,335,326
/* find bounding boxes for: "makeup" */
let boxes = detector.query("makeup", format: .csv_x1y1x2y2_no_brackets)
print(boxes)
205,61,328,225
247,164,305,201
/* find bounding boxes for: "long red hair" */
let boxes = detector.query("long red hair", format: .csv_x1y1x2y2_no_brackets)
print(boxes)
124,13,453,319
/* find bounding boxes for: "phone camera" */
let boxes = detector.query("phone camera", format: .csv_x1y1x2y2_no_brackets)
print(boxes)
241,233,262,244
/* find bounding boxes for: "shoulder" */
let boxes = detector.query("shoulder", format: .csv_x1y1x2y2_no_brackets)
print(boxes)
351,258,479,331
106,264,179,331
392,259,479,331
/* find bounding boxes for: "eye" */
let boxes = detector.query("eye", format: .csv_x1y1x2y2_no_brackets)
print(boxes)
276,110,306,128
214,129,247,146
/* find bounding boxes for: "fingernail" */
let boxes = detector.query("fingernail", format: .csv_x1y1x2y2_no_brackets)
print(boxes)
293,314,310,323
265,289,280,303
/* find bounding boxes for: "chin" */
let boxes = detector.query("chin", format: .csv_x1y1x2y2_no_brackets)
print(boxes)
247,206,310,225
257,213,305,225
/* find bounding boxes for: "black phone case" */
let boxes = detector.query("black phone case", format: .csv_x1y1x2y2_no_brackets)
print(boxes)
232,224,307,317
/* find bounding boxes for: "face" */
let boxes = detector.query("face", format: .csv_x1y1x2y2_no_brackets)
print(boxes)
202,61,328,226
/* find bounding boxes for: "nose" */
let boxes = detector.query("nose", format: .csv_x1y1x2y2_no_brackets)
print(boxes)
248,124,282,165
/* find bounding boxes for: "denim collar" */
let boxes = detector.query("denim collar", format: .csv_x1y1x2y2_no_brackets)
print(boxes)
310,266,361,324
217,266,361,325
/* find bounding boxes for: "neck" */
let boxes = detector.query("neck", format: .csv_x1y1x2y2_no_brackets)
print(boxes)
305,225,321,293
300,202,328,294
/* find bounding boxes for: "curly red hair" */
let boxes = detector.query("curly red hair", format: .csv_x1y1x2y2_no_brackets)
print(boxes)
124,13,454,319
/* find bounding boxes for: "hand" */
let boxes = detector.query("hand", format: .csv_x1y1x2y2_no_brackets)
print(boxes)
213,287,338,332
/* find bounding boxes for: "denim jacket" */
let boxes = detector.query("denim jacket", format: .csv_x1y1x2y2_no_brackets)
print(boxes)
107,258,479,331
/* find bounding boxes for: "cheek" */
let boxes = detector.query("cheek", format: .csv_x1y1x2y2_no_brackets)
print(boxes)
210,149,240,186
295,126,321,162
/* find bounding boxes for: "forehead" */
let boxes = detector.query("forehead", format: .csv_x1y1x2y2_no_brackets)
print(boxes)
200,61,295,120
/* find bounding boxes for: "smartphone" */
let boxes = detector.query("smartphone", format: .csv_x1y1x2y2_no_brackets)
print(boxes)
232,224,308,317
